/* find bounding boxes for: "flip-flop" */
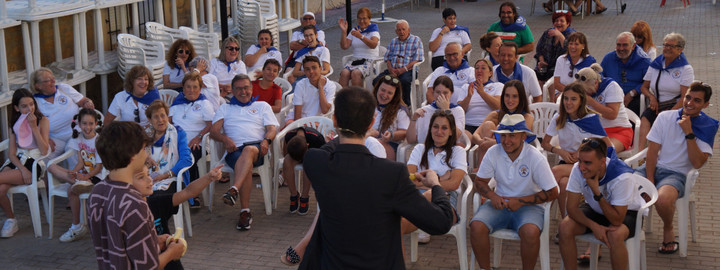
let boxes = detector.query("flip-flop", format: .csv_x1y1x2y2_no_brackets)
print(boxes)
658,241,679,254
621,3,627,13
280,246,301,266
577,253,601,265
594,7,608,14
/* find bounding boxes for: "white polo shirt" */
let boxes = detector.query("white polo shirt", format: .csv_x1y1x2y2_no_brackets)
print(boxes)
589,81,631,128
295,46,331,70
478,143,558,197
292,78,336,118
461,82,504,126
291,29,326,45
415,104,465,144
429,27,471,56
108,91,155,127
408,144,467,193
346,31,380,59
36,83,83,141
212,101,279,145
245,45,284,72
162,63,186,84
567,161,644,213
209,57,248,85
200,73,226,110
372,107,410,133
427,66,476,103
169,99,215,139
545,113,606,154
643,64,694,102
491,63,542,101
647,109,713,175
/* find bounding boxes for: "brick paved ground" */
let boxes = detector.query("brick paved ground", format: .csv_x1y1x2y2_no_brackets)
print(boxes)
1,0,719,269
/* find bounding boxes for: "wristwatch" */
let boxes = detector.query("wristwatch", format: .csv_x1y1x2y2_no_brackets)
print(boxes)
593,193,603,202
685,133,696,140
629,90,638,97
264,138,273,145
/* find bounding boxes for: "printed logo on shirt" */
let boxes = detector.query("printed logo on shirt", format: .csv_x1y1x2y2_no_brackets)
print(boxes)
246,108,258,115
268,51,277,58
518,164,530,177
458,72,467,80
496,32,518,40
671,70,682,79
57,96,68,105
141,104,149,111
192,103,202,111
595,95,604,103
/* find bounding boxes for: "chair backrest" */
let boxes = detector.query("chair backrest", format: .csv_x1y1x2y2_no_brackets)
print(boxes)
179,26,221,60
255,0,276,15
274,77,292,95
237,1,264,43
542,79,554,102
159,89,179,105
145,22,188,54
271,116,335,170
618,108,642,159
117,33,165,78
529,102,559,140
633,175,658,238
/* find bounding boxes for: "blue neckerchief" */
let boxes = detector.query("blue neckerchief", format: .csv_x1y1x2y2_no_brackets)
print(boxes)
572,55,596,71
598,154,634,186
171,92,207,107
443,59,471,75
440,25,470,37
430,101,460,109
568,114,607,136
676,109,720,148
561,27,575,37
621,45,649,66
493,121,537,144
125,88,160,106
378,104,386,109
229,96,258,107
224,58,238,72
294,44,322,62
488,55,498,66
174,61,189,76
33,85,57,99
499,16,527,32
255,44,278,52
649,52,689,71
593,77,615,98
359,23,379,34
495,62,523,83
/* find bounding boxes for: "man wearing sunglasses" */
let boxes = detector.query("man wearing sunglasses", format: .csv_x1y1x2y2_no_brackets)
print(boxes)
558,137,644,270
372,19,424,106
600,32,651,115
286,12,326,71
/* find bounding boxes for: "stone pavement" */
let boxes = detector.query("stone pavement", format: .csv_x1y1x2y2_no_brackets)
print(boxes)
2,0,720,269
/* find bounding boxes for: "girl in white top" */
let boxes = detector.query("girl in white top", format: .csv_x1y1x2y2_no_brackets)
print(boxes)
407,76,466,146
106,65,161,128
458,59,503,137
428,8,472,70
52,108,105,242
338,7,380,87
575,64,633,152
631,20,657,61
162,39,196,90
245,30,283,77
0,89,50,238
541,82,610,218
209,36,247,97
553,32,596,99
367,75,410,161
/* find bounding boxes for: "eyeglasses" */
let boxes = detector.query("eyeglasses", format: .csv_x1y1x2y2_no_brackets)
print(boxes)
177,49,190,55
662,43,683,49
500,11,514,14
382,75,400,84
232,86,251,91
620,70,627,83
581,138,602,149
134,108,140,123
225,46,240,51
574,73,589,82
302,17,314,21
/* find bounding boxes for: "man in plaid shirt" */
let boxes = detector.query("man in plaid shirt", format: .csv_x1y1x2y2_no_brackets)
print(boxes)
373,20,424,106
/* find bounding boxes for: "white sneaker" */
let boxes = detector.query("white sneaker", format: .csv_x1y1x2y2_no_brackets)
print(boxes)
71,180,94,194
1,219,18,238
418,231,431,244
59,225,88,242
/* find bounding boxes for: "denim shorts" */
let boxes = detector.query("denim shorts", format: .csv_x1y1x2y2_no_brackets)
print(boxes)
471,200,545,233
225,143,264,169
419,189,458,210
635,164,686,197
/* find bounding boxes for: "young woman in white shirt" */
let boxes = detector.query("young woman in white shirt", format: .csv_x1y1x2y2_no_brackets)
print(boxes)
367,75,410,161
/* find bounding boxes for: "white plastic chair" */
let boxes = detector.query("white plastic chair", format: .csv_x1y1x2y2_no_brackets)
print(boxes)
116,33,165,85
529,102,559,140
46,150,86,239
204,129,274,215
542,79,555,103
171,155,195,238
237,0,278,52
257,0,299,47
410,59,425,112
565,175,658,270
410,175,473,270
617,108,641,159
158,89,179,106
2,140,50,238
145,22,188,55
340,46,387,89
270,116,334,209
179,26,221,60
625,148,698,258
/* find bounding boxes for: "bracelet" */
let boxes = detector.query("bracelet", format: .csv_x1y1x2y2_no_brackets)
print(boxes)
550,147,555,153
389,130,394,141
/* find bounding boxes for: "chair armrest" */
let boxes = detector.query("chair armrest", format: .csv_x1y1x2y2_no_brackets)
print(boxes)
623,148,648,168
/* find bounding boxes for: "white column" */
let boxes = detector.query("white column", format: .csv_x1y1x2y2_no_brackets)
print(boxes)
120,5,128,34
156,0,165,26
131,3,140,36
190,0,198,29
94,9,105,65
198,0,205,27
80,12,89,68
0,30,9,92
171,0,178,28
206,0,213,31
31,21,41,71
53,18,62,63
21,22,34,79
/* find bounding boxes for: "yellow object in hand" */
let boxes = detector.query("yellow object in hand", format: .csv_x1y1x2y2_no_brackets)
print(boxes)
166,227,188,257
409,173,416,181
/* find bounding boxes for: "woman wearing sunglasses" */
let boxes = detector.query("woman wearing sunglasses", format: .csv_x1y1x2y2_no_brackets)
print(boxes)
106,65,161,128
367,75,410,160
553,32,595,101
534,11,576,87
209,36,247,97
575,64,633,152
163,39,197,91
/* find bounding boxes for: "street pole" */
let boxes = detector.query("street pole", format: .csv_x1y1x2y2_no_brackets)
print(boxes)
346,0,352,35
220,0,228,40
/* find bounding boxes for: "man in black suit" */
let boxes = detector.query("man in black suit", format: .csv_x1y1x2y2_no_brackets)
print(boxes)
299,86,456,269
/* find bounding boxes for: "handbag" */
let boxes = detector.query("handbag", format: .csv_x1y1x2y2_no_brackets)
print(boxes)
350,59,367,66
654,70,679,112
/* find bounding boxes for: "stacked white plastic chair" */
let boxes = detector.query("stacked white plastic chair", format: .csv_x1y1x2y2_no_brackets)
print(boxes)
116,33,165,85
236,0,276,52
158,89,180,106
180,26,221,60
257,0,299,46
145,22,189,56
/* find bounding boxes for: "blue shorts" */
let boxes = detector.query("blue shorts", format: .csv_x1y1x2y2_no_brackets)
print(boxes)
419,189,458,210
635,164,686,197
471,200,545,233
225,143,264,169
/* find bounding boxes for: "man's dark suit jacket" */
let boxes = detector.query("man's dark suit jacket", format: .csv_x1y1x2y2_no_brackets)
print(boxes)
299,141,456,270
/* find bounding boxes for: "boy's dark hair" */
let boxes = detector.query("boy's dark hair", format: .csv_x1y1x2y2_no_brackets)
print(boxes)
334,86,376,138
302,55,321,67
287,135,308,162
263,58,282,71
97,121,152,170
442,8,456,19
689,81,712,102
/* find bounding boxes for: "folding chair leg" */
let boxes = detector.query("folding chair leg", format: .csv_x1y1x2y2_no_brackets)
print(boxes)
27,190,43,238
260,166,273,215
40,188,49,224
410,230,419,262
589,243,600,270
173,205,185,238
47,196,55,239
690,200,697,242
678,199,689,257
493,238,503,268
183,201,193,237
455,228,469,270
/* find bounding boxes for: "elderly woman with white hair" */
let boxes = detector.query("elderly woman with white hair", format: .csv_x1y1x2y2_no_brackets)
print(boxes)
188,56,226,110
638,32,694,149
574,63,633,152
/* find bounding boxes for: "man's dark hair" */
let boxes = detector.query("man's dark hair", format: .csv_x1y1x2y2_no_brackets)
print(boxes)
499,2,518,21
287,135,308,162
97,121,152,170
231,74,251,86
302,55,321,67
689,81,712,102
263,58,282,71
257,29,274,46
578,137,607,160
441,8,456,19
500,41,518,56
334,86,376,138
